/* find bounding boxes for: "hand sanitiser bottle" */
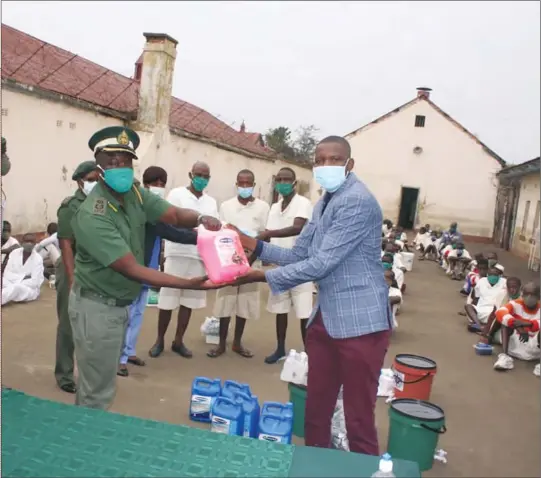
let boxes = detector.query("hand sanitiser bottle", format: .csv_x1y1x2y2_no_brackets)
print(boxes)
371,453,396,478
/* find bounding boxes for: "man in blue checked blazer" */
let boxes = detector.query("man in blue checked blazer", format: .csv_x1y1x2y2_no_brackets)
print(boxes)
231,136,392,456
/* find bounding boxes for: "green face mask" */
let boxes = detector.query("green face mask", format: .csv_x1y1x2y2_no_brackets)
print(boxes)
382,262,393,270
275,183,294,196
509,292,521,300
487,275,500,286
191,176,209,192
452,244,457,249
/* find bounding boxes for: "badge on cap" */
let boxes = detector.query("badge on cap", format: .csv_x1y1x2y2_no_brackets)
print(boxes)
117,130,130,146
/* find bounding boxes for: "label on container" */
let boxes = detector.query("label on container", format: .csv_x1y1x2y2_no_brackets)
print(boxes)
211,416,231,434
190,395,212,416
393,370,405,391
214,236,247,268
243,420,251,437
259,433,284,443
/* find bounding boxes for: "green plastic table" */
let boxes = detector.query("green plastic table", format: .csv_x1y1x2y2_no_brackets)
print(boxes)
289,446,420,478
2,388,420,478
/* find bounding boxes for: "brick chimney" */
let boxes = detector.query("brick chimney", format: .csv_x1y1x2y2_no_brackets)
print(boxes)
416,87,432,100
240,121,246,133
135,32,178,131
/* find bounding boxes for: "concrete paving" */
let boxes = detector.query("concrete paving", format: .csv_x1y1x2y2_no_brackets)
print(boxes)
2,246,539,477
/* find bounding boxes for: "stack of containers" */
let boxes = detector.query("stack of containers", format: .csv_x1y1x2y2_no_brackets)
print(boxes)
189,378,293,444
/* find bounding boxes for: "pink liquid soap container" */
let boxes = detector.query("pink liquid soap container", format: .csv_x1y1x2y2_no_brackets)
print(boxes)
197,225,251,284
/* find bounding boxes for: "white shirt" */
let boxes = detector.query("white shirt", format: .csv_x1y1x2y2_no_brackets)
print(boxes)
2,248,44,290
36,233,60,261
266,194,313,249
414,232,429,247
447,248,471,260
219,197,270,236
163,186,218,259
475,277,508,310
393,266,405,289
1,236,20,262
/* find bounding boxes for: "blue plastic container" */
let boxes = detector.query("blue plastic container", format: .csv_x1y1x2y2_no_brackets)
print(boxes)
190,377,221,423
235,392,260,438
261,401,294,419
210,396,244,436
258,413,293,444
221,380,251,400
474,342,493,356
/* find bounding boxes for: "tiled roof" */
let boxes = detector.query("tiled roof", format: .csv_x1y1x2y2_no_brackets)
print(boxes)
1,23,272,158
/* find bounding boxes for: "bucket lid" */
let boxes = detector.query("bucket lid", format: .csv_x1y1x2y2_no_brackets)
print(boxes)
395,354,436,370
391,399,444,422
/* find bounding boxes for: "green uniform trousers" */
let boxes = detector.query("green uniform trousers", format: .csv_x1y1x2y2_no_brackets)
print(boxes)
68,284,128,410
54,258,75,387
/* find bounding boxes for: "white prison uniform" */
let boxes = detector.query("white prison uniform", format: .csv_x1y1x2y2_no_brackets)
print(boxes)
1,236,20,262
214,197,270,319
266,194,314,318
2,248,44,305
36,233,61,264
389,286,402,328
393,266,405,290
399,232,408,243
414,232,429,250
446,248,472,273
473,277,508,324
393,252,406,270
158,186,218,310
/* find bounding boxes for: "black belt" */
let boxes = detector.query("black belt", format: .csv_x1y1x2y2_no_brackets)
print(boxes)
74,284,132,308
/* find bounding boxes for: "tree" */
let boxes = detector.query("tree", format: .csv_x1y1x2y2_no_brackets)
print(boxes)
264,127,294,156
293,125,319,160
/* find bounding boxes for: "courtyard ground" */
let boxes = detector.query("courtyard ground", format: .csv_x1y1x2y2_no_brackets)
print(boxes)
2,245,539,478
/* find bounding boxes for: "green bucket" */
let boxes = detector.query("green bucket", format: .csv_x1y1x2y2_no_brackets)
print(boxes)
387,398,446,472
288,383,307,438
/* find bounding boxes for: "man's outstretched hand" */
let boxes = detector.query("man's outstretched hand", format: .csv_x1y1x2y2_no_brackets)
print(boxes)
225,224,258,252
199,215,222,231
233,269,267,285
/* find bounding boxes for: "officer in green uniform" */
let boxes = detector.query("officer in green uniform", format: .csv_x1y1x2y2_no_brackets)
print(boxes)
70,126,222,410
55,160,100,393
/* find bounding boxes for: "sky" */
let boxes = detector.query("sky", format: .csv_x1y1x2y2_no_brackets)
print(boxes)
2,1,540,164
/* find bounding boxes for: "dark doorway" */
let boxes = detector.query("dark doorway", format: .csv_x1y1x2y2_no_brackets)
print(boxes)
398,187,419,230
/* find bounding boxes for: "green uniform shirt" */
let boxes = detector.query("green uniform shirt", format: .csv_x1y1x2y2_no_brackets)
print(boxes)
71,181,170,301
57,189,87,245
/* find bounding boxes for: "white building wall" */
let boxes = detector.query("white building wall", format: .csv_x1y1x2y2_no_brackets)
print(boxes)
2,89,313,234
346,100,502,237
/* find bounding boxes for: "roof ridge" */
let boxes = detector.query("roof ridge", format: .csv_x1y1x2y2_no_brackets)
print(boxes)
1,22,274,159
344,94,505,166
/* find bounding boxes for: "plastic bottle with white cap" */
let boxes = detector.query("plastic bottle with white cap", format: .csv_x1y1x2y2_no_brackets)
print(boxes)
371,453,395,477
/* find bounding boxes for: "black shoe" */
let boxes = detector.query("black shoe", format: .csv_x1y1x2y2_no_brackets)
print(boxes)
172,342,193,358
264,349,286,364
59,383,76,394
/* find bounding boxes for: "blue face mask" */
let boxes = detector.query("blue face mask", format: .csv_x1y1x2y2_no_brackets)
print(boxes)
313,159,350,193
237,187,253,199
103,167,134,194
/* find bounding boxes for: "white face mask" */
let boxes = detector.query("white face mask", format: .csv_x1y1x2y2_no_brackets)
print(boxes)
149,186,165,199
83,181,97,195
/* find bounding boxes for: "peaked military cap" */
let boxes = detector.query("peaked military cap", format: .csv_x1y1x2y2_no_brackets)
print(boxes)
88,127,140,159
72,160,98,181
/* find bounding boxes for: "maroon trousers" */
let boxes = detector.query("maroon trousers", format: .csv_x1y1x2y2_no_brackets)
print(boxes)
304,311,391,455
